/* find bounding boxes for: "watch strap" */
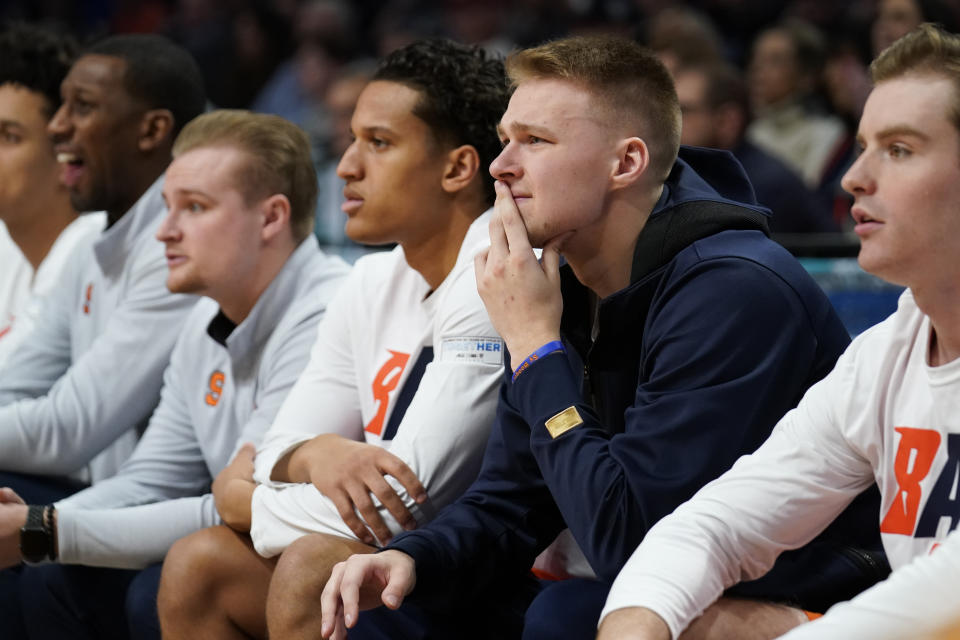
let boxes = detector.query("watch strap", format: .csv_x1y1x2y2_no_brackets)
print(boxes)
20,504,56,563
25,503,44,528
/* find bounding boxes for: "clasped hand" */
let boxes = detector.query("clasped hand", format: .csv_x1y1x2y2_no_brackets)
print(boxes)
212,443,256,531
284,434,426,546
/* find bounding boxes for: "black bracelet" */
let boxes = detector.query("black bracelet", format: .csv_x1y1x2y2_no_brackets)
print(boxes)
44,505,58,561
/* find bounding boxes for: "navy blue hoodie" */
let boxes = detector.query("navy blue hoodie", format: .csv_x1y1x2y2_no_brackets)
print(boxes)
388,147,884,612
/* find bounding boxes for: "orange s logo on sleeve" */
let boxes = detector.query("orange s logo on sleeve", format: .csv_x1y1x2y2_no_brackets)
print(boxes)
205,370,226,407
365,350,410,436
82,283,93,315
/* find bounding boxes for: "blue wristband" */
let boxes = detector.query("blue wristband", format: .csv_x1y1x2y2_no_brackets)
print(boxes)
512,340,565,382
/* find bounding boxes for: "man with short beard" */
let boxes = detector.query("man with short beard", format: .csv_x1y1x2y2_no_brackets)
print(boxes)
0,35,205,499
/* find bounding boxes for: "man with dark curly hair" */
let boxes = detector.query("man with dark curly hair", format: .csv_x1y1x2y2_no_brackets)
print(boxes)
0,23,104,364
157,39,510,640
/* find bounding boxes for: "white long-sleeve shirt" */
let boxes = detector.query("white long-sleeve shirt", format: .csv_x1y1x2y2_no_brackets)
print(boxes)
602,289,960,640
0,179,197,483
0,222,31,333
250,211,504,556
0,213,105,365
54,240,348,568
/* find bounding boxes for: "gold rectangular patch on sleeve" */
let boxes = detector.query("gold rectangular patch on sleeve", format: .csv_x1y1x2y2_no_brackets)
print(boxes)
545,406,583,439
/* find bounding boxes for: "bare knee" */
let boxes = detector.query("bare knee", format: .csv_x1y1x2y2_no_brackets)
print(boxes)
160,527,228,618
159,525,260,636
266,534,373,638
681,597,808,640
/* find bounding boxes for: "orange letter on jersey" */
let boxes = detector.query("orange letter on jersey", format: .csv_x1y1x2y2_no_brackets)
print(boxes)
205,370,226,407
83,283,93,315
365,350,410,436
880,427,941,535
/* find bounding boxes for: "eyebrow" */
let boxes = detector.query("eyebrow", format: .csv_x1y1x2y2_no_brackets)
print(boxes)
858,124,931,146
358,125,395,137
496,120,554,139
60,82,99,99
167,187,215,202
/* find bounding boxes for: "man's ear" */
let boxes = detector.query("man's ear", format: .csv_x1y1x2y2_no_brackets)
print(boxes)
137,109,175,153
610,136,650,191
260,193,292,243
441,144,481,194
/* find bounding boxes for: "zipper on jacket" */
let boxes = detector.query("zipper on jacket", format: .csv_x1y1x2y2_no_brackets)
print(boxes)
839,544,889,580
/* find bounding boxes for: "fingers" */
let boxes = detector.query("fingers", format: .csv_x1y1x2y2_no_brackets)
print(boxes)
329,489,376,546
338,559,366,629
346,480,391,544
320,553,414,638
364,473,415,533
487,203,508,263
369,452,425,533
381,571,410,610
320,560,347,638
0,488,24,505
379,550,415,609
377,453,426,505
237,442,256,461
494,180,531,252
474,249,489,289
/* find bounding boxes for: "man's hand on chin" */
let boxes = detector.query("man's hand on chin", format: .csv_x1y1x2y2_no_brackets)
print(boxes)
474,180,567,363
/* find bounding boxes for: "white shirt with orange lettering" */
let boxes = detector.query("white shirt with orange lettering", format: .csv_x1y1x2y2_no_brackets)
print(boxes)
601,289,960,640
250,210,504,556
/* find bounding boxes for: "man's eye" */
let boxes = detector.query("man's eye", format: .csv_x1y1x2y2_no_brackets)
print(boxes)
888,144,911,159
72,99,93,114
528,136,544,144
188,202,205,213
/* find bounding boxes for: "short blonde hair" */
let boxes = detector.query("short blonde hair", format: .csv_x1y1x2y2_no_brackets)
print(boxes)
172,110,316,241
506,36,681,182
871,23,960,135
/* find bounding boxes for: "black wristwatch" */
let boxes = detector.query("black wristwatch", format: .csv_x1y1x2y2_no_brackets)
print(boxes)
20,504,56,563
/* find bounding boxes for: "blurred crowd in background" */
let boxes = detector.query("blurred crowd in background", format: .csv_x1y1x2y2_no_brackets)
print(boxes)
4,0,958,254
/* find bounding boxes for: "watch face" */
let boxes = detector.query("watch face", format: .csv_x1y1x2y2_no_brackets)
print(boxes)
20,518,50,563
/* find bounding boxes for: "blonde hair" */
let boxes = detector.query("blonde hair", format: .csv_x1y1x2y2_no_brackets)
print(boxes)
871,23,960,134
506,35,681,182
172,110,316,241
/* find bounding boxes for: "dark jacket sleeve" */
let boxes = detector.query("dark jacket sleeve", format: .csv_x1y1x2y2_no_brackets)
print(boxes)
391,256,842,597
